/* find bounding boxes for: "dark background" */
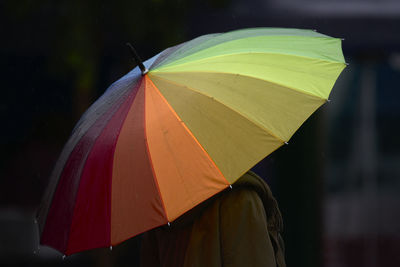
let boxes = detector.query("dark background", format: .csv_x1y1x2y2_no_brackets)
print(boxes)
1,0,400,266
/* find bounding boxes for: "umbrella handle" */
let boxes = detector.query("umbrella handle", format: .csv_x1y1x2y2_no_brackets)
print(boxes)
126,43,149,75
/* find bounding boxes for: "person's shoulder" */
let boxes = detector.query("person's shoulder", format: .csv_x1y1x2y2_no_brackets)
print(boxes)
234,171,269,189
219,173,265,209
221,171,268,199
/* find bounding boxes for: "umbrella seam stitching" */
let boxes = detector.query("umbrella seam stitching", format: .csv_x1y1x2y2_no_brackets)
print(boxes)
151,63,346,100
109,81,145,245
152,48,346,73
151,68,341,101
143,76,171,222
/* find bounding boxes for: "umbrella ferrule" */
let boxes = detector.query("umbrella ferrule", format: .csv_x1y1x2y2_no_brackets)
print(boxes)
126,43,148,75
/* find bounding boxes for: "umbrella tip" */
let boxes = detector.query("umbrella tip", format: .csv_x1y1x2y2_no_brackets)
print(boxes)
284,141,289,145
229,184,233,189
168,222,171,227
62,255,66,260
110,246,113,251
126,42,148,75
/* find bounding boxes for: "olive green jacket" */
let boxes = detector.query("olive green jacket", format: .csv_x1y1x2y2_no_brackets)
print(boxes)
140,171,286,267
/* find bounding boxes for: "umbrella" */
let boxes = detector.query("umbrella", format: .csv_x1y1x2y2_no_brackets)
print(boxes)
37,28,346,255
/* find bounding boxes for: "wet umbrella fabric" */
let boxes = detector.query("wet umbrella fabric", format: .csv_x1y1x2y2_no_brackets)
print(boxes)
37,28,346,255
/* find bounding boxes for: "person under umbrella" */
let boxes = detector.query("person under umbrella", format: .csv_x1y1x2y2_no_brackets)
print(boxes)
140,171,286,267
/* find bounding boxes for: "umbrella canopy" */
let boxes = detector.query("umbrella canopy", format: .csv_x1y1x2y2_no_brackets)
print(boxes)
37,28,346,255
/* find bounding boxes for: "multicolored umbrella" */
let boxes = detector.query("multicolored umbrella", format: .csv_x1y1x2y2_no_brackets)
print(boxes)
37,28,346,255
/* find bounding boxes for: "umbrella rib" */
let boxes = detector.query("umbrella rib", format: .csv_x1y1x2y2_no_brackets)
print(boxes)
142,80,170,221
148,73,288,144
143,119,170,222
151,69,333,101
145,83,194,217
151,44,346,73
152,50,346,70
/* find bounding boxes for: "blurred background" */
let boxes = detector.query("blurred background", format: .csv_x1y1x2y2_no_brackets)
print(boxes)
1,0,400,266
